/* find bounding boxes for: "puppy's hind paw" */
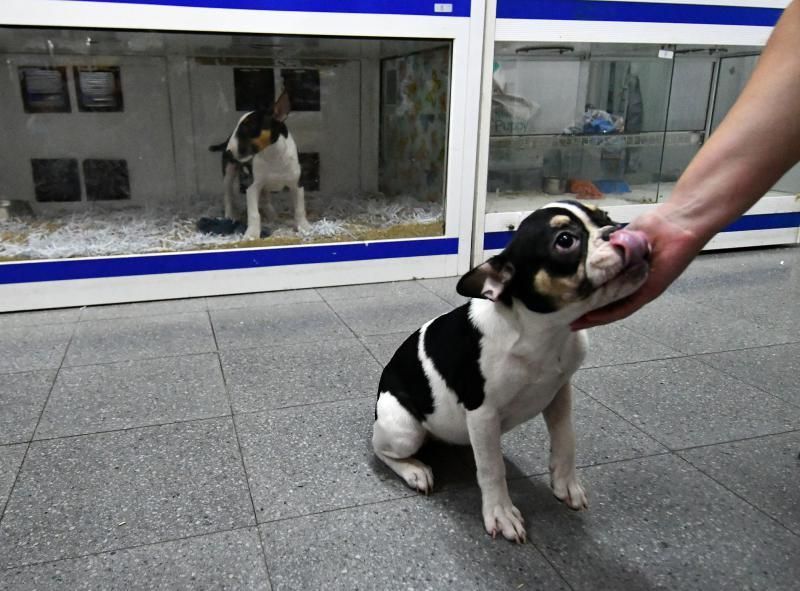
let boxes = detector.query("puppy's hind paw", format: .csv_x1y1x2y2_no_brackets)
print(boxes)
398,459,434,494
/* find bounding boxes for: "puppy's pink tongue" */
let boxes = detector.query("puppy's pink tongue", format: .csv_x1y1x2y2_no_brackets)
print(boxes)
609,229,650,266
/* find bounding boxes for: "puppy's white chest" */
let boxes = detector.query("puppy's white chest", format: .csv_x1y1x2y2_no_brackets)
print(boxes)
487,350,573,432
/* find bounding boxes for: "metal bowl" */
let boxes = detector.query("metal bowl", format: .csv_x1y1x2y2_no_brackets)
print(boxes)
543,177,567,195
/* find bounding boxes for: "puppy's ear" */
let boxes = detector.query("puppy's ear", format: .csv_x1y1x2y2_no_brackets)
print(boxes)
456,256,515,301
273,91,291,122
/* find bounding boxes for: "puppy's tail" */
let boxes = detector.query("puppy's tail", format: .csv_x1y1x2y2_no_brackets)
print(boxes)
208,140,228,152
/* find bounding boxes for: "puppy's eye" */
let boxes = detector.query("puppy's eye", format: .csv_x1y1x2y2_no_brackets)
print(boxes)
555,232,579,252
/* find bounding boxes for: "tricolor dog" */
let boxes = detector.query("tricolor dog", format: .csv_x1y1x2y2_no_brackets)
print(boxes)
373,200,650,542
209,92,310,239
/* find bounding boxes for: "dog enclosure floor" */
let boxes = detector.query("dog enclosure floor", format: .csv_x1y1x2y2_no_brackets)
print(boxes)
1,245,799,590
0,192,442,261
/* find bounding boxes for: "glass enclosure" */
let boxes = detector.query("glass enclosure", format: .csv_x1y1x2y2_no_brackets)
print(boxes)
0,28,451,261
487,42,800,213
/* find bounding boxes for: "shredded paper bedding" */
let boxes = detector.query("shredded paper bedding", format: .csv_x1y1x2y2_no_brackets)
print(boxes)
0,192,442,260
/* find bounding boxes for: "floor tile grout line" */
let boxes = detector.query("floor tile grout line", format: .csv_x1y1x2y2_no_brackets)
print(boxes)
16,395,377,447
506,450,675,485
22,413,235,445
691,353,800,411
620,313,800,357
669,427,800,454
528,543,578,591
317,291,368,342
0,321,77,526
255,525,275,590
52,333,360,372
209,308,275,588
414,278,461,309
673,453,800,539
580,352,693,371
572,384,675,452
253,491,420,527
0,523,259,573
42,349,221,373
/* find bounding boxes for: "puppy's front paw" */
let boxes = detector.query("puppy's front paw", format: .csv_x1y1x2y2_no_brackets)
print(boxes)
482,501,526,543
551,474,588,511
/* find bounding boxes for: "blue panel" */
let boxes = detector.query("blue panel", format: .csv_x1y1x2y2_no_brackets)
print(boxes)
483,212,800,251
497,0,781,27
65,0,470,17
0,238,459,285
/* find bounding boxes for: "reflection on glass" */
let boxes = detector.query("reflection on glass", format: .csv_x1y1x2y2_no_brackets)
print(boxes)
486,43,792,213
0,28,451,261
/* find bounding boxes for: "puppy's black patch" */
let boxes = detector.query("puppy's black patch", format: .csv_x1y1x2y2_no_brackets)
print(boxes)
425,305,486,411
378,330,433,421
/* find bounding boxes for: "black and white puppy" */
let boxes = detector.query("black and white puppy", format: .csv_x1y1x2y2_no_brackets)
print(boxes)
373,200,650,542
209,92,310,239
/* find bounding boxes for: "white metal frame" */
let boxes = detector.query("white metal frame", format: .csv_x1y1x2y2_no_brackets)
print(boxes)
0,0,487,311
473,0,799,264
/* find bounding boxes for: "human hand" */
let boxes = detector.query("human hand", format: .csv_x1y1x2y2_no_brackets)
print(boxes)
570,208,706,330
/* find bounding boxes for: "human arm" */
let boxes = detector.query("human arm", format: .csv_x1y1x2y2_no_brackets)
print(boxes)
572,0,800,330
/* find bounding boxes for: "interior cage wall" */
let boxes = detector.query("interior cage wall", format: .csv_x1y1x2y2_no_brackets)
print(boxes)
0,44,381,210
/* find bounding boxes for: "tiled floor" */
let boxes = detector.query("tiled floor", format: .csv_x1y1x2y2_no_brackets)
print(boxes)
1,245,799,590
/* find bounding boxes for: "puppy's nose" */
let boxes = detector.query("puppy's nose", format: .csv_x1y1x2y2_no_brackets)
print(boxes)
600,225,621,241
609,229,650,266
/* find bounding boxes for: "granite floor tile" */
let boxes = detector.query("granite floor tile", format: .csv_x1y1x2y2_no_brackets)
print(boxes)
235,398,411,523
64,313,215,367
0,370,56,445
0,528,270,591
380,390,668,495
581,323,683,368
502,390,668,477
0,307,81,329
360,332,408,366
417,276,470,307
317,280,431,301
206,288,320,311
698,343,800,407
0,418,254,568
327,292,451,336
1,444,26,514
80,298,207,321
35,353,230,439
260,492,569,591
670,251,800,335
574,357,800,449
515,454,800,591
210,301,350,351
220,339,381,414
620,293,795,355
0,324,73,373
679,431,800,534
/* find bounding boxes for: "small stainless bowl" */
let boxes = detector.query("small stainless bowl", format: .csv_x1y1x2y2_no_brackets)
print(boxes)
543,177,567,195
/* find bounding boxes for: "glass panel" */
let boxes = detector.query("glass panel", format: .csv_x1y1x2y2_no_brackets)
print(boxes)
658,46,800,202
0,28,451,262
487,43,674,212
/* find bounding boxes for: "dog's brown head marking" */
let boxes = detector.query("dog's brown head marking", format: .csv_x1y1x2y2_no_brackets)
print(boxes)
457,200,646,313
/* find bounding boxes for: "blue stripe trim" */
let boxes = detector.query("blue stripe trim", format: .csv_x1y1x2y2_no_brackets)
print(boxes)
498,0,781,27
484,212,800,251
0,237,459,285
65,0,470,17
